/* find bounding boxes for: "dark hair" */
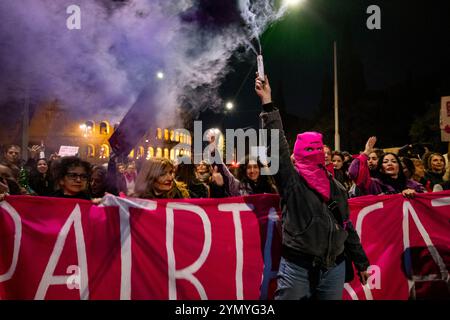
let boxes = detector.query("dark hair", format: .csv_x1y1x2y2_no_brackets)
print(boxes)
54,156,92,182
341,151,354,165
332,151,344,162
370,148,385,160
341,151,351,158
332,151,350,171
91,165,107,178
36,158,48,165
237,156,262,181
400,157,415,179
31,158,50,176
237,156,278,194
3,144,21,153
378,153,407,191
422,151,433,171
176,162,198,184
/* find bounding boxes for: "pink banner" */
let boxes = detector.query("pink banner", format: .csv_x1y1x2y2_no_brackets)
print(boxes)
0,194,282,300
344,191,450,300
1,192,449,300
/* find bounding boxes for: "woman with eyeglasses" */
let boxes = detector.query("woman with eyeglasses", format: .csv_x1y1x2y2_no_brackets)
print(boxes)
51,156,92,200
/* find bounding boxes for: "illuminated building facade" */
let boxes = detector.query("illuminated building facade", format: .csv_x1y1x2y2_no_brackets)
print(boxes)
1,101,192,164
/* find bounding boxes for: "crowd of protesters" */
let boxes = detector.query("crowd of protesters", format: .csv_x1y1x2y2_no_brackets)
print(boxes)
0,142,282,202
1,75,450,301
1,135,449,203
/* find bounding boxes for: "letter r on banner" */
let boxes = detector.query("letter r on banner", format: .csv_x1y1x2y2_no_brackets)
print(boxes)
166,203,212,300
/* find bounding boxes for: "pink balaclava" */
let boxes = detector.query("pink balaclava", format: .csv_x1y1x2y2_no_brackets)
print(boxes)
293,132,330,201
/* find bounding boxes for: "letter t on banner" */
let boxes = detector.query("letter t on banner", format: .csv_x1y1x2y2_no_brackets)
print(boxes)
218,203,254,300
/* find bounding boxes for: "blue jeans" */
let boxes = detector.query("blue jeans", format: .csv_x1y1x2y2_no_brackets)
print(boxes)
274,256,345,300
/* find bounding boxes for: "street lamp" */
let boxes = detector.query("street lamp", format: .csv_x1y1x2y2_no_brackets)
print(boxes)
225,102,234,110
156,71,164,80
283,0,306,6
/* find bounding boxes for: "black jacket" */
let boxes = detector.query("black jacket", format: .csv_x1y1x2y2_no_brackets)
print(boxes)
260,106,369,272
50,189,92,200
29,172,54,196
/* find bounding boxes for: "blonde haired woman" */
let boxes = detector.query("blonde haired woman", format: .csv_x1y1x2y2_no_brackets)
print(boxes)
133,158,189,199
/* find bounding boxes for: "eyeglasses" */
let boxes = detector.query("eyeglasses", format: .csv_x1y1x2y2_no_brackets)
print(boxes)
65,172,89,181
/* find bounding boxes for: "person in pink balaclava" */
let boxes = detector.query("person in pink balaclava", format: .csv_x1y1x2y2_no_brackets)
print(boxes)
255,73,369,300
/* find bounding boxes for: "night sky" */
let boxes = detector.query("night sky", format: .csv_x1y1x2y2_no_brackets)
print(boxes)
210,0,450,147
1,0,450,153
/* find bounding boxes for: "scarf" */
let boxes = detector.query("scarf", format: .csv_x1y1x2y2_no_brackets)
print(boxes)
124,171,137,183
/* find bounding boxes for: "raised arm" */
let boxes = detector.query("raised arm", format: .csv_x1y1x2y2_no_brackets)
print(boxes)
256,75,296,194
209,146,241,196
348,136,376,191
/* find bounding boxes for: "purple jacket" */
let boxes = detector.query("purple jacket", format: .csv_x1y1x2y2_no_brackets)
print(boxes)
348,153,425,195
217,163,253,196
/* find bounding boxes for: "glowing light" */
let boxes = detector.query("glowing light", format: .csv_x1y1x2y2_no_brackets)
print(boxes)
225,102,234,110
284,0,305,7
80,124,86,130
156,71,164,79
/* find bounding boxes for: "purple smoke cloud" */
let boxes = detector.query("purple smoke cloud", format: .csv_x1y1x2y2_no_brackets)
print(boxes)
0,0,285,127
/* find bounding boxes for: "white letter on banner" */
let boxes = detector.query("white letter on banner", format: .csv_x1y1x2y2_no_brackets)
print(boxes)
355,202,384,240
166,203,211,300
101,194,157,300
402,201,449,291
218,203,254,300
353,201,384,300
344,283,359,300
259,207,279,300
0,201,22,282
35,205,89,300
431,196,450,208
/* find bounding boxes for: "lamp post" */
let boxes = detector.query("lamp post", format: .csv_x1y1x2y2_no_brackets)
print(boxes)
334,41,340,151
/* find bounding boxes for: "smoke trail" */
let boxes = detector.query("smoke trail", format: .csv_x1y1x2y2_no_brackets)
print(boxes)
0,0,288,128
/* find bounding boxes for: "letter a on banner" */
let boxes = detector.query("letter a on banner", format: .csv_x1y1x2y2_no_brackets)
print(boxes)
35,205,89,300
402,201,449,294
